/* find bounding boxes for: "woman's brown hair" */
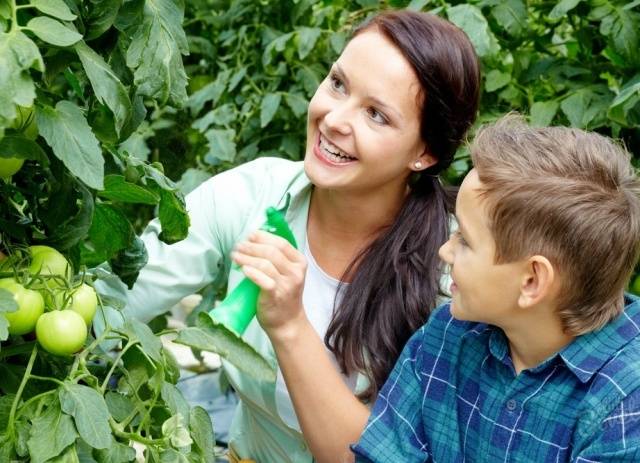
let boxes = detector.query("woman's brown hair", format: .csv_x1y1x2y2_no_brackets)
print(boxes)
325,10,481,401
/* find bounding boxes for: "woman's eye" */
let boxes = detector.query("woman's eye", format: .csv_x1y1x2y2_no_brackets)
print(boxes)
366,107,388,125
329,74,345,93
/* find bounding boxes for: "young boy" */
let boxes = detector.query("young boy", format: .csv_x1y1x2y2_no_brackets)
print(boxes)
352,116,640,462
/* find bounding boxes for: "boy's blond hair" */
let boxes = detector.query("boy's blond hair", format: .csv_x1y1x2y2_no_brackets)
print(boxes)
470,115,640,335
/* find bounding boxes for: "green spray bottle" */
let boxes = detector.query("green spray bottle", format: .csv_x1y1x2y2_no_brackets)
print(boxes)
207,205,298,336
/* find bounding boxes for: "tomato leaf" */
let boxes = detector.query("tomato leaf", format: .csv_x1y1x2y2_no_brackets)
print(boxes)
26,17,82,47
530,101,559,127
491,0,526,36
46,181,95,251
260,93,281,128
31,0,77,21
162,414,193,448
204,128,236,163
0,30,43,128
608,75,640,127
98,175,160,205
85,0,123,40
447,4,500,57
284,93,308,118
108,236,149,289
59,384,111,449
175,314,276,383
75,41,132,136
296,27,321,60
549,0,582,20
82,203,134,265
125,0,189,106
26,400,78,463
122,318,163,364
36,101,104,190
189,406,216,463
161,382,191,427
156,188,190,244
93,441,136,462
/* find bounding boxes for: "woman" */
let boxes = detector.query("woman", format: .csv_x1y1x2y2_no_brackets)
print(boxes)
97,10,480,463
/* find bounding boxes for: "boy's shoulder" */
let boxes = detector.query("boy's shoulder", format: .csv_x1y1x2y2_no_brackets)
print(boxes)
571,296,640,420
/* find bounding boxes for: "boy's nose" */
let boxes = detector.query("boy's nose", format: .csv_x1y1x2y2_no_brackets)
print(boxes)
438,238,454,264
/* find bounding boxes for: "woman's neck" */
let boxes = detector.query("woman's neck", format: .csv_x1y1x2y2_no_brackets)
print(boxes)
309,185,408,242
306,185,408,279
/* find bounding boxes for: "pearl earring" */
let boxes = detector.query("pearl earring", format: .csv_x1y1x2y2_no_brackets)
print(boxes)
414,161,423,170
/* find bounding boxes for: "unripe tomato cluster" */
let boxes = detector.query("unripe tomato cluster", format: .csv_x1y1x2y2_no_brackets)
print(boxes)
0,245,98,356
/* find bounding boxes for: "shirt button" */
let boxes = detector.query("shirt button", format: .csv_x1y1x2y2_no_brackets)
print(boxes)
506,399,517,411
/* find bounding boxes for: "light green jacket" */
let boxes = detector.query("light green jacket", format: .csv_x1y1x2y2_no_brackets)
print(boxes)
95,157,321,462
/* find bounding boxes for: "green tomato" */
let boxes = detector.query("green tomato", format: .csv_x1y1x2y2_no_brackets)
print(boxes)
0,278,45,335
36,310,87,356
0,157,25,178
68,283,98,325
28,245,73,284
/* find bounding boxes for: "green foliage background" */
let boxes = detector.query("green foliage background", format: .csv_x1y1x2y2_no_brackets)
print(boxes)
154,0,640,290
0,0,638,460
154,0,640,185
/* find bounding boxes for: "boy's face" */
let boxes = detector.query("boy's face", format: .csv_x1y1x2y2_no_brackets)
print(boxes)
438,169,524,326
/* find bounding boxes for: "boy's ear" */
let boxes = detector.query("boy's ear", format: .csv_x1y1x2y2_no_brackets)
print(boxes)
517,256,557,309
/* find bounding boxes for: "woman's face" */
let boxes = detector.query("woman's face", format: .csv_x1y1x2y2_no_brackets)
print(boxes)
304,29,435,195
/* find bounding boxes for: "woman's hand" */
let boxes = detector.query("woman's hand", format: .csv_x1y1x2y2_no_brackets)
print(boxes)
231,230,308,340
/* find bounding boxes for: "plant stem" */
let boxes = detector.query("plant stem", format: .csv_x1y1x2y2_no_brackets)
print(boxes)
10,0,17,33
18,389,56,414
7,344,38,439
110,417,167,446
29,374,65,386
100,341,134,393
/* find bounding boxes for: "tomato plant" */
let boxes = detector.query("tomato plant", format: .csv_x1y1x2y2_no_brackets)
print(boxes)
0,0,214,460
0,278,44,336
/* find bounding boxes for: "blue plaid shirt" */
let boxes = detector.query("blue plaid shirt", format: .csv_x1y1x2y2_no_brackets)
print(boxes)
353,295,640,462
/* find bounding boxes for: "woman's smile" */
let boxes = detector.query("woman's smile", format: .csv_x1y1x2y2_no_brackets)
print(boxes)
313,132,358,167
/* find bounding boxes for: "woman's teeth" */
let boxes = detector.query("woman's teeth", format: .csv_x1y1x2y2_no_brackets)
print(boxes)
320,135,356,163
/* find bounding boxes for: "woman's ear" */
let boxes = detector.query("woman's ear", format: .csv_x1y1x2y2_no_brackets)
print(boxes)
409,145,438,172
409,147,437,172
517,256,557,309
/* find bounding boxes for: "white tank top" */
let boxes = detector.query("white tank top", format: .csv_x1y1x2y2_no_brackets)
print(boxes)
274,240,359,431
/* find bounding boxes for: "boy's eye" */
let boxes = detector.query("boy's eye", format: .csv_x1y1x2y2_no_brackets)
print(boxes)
454,230,468,247
329,73,345,93
366,107,388,125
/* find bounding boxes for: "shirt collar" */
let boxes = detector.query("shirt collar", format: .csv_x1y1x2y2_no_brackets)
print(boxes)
559,294,640,383
485,294,640,381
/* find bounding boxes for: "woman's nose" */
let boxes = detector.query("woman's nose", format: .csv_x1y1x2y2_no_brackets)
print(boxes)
323,103,352,136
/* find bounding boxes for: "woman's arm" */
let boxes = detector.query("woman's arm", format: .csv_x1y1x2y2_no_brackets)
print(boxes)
233,231,369,463
270,315,370,463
